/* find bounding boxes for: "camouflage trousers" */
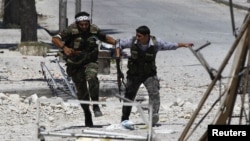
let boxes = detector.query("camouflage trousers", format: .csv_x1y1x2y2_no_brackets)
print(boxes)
66,62,100,101
122,75,160,122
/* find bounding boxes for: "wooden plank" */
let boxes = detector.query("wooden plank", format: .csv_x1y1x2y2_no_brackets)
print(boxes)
212,20,250,125
178,13,250,141
197,13,250,141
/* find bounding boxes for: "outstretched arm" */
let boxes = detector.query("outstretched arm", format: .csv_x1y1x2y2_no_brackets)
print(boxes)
178,43,194,48
105,35,117,45
157,38,194,50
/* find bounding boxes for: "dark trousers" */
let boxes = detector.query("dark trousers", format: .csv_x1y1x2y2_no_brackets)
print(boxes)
122,75,143,121
121,75,160,122
67,62,100,126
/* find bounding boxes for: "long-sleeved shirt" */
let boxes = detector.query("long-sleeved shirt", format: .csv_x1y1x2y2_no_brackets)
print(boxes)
117,36,179,52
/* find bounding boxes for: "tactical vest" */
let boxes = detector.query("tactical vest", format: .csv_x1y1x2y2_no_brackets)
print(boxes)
127,36,158,76
64,24,99,65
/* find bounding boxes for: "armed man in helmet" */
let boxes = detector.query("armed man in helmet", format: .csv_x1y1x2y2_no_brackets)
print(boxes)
52,11,117,127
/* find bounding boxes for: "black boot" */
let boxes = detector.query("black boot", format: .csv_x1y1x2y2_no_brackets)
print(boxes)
81,104,93,127
93,105,103,117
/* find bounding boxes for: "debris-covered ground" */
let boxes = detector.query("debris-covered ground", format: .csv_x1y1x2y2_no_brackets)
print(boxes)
0,49,248,141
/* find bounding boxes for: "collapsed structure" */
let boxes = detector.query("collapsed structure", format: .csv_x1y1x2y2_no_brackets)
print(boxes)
179,12,250,141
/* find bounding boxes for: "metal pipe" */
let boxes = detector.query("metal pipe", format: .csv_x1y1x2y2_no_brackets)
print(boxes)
40,131,147,140
229,0,237,37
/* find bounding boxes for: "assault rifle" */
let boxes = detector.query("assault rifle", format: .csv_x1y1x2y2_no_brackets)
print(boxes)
115,40,126,101
116,58,126,101
116,58,125,83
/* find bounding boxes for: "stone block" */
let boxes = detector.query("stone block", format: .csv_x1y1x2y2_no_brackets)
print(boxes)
18,42,50,56
98,50,112,74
